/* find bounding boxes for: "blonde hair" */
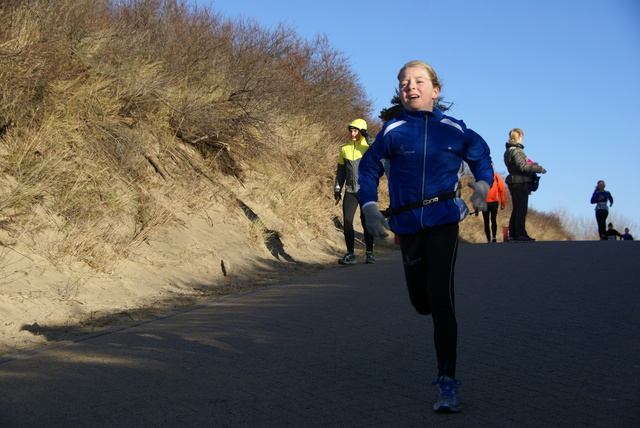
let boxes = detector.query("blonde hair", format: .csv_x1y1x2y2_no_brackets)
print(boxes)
508,128,524,143
397,60,442,90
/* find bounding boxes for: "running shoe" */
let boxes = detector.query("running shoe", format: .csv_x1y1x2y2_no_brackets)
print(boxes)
338,252,357,265
365,251,375,264
432,376,462,413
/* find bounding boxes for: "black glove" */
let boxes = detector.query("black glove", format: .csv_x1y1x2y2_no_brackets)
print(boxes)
334,191,341,202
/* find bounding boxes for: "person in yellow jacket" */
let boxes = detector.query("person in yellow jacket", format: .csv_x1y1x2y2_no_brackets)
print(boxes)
334,119,375,264
482,165,507,242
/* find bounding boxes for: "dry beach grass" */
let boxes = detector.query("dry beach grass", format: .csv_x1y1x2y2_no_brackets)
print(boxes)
1,0,577,355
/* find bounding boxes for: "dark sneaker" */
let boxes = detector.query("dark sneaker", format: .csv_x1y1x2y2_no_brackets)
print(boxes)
365,251,375,264
516,236,536,242
338,252,357,265
432,376,461,413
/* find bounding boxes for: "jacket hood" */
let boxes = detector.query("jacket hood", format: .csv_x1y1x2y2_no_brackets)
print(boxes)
348,118,367,131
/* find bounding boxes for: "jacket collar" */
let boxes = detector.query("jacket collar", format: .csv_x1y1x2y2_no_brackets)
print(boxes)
347,137,367,147
403,107,444,121
505,141,525,149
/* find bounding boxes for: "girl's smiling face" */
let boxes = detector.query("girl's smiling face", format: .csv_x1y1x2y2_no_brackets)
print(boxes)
399,66,440,112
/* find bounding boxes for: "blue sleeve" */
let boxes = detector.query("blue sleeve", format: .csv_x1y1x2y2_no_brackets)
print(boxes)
358,134,386,205
464,129,494,188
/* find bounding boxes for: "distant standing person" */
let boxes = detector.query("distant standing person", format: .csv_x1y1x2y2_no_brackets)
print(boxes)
503,128,547,242
590,180,614,240
358,60,494,413
482,165,506,242
334,119,375,265
621,228,634,240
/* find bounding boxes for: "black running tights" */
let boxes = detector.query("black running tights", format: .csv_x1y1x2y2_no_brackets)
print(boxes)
398,222,459,379
342,192,374,253
482,201,499,241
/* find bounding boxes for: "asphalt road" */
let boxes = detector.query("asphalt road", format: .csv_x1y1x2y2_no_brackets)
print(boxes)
1,240,638,427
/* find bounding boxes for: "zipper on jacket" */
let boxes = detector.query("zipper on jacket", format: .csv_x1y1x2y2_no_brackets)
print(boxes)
420,113,429,229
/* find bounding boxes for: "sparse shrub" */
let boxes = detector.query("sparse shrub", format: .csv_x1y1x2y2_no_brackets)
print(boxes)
0,0,378,274
0,0,579,280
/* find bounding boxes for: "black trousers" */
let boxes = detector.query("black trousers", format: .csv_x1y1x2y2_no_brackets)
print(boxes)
482,201,500,241
507,183,529,238
595,210,608,240
342,192,374,253
398,222,459,379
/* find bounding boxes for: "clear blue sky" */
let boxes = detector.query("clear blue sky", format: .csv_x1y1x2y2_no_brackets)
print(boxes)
195,0,640,231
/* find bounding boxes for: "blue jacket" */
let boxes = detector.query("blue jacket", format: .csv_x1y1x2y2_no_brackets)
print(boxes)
590,190,613,211
358,108,493,234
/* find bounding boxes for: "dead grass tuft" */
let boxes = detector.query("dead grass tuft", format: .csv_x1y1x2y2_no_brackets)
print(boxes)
0,0,379,286
0,0,581,353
